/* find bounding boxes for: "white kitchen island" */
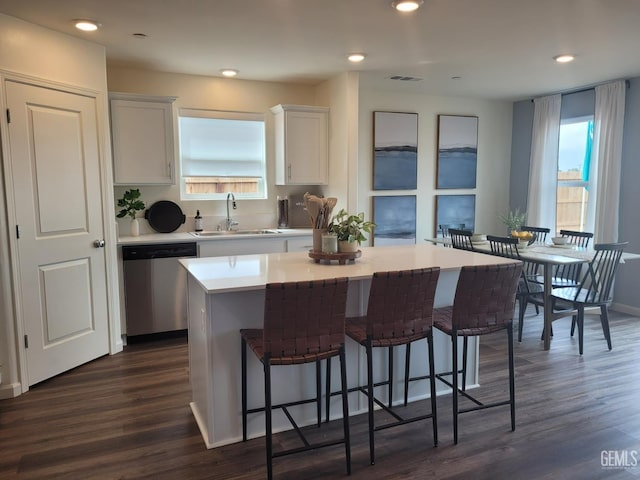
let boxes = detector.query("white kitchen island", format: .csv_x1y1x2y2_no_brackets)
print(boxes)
180,243,518,448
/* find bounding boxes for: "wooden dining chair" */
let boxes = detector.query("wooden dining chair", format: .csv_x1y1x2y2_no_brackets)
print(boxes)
532,230,595,290
439,223,466,241
487,235,544,341
240,277,351,480
344,268,440,465
449,228,475,251
560,229,594,248
520,225,550,244
433,263,523,444
551,242,628,354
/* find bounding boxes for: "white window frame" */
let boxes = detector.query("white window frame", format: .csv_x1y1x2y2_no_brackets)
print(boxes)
557,115,594,232
178,108,267,200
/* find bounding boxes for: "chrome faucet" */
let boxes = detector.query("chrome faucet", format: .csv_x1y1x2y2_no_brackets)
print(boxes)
225,192,238,230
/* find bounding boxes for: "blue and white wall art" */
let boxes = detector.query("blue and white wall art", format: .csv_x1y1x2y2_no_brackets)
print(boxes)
373,111,418,190
372,195,416,246
436,115,478,189
435,194,476,234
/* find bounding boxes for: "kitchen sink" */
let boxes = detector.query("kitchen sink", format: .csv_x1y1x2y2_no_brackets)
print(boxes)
190,229,280,237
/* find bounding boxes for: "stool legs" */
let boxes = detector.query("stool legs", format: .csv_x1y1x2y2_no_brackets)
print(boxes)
427,331,438,446
388,346,393,408
241,337,248,442
316,360,321,427
243,347,350,480
264,354,273,480
325,357,332,423
366,340,375,465
508,324,515,431
451,331,459,444
339,346,352,475
404,343,411,406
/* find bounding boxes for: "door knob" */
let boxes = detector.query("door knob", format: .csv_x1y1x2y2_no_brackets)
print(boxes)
94,239,105,248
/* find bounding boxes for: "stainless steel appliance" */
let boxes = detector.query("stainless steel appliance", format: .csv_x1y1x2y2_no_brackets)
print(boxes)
122,242,197,338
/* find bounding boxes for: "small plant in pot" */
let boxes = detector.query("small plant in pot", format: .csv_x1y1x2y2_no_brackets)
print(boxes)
328,209,375,253
116,188,145,236
498,208,526,235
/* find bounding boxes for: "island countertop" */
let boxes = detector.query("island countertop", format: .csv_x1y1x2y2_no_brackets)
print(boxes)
179,243,518,294
183,242,520,448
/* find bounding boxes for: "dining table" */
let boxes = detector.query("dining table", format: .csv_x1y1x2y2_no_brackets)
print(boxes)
426,238,638,350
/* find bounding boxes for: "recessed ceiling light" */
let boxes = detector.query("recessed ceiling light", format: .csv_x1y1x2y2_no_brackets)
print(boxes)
392,1,424,12
348,53,367,63
553,54,575,63
220,69,238,78
73,19,100,32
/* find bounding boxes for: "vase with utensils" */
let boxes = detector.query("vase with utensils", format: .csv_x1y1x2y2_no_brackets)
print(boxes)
303,192,337,251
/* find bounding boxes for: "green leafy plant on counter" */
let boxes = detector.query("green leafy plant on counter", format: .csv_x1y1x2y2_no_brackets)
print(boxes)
116,188,145,220
499,208,526,232
328,209,376,245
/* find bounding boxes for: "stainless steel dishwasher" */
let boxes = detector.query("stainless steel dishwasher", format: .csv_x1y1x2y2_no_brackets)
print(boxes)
122,242,197,339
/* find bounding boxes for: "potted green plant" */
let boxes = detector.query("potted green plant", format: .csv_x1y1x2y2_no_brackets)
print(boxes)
116,188,145,236
328,209,376,253
498,208,526,235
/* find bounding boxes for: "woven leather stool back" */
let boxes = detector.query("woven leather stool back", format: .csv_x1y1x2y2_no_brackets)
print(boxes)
451,263,522,335
365,268,439,341
263,277,349,361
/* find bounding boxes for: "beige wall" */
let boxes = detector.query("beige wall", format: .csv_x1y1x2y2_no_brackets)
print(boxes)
315,72,360,214
358,88,513,246
107,66,330,234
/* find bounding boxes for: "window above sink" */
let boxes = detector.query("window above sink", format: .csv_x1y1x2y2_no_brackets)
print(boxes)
178,109,266,201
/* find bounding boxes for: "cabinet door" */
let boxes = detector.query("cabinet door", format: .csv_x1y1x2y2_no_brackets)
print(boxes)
285,110,328,184
198,238,286,257
273,105,328,186
111,97,176,185
286,236,313,252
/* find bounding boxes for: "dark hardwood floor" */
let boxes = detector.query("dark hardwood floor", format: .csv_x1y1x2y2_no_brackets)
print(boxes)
2,310,640,479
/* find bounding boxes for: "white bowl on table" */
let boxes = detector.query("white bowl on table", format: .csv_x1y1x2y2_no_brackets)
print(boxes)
471,233,487,243
551,236,569,246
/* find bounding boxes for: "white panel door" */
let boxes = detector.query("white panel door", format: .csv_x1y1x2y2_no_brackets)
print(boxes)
6,80,109,386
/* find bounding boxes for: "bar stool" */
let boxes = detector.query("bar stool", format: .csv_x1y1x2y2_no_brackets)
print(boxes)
433,263,522,444
240,277,351,480
344,268,440,465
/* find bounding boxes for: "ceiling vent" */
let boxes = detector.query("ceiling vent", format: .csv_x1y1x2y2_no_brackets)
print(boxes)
389,75,423,81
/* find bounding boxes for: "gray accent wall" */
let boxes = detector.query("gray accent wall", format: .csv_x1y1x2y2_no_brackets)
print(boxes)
614,77,640,311
510,78,640,312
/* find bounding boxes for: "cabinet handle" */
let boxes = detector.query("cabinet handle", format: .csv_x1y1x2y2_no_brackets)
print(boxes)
287,164,291,180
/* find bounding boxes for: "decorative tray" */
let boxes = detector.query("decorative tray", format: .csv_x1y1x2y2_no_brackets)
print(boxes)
308,250,361,265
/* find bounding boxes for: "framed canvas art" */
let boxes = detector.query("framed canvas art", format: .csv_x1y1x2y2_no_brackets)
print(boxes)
436,115,478,189
435,194,476,234
373,111,418,190
372,195,416,246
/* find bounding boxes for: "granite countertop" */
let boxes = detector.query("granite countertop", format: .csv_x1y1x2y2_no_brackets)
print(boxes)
117,228,313,246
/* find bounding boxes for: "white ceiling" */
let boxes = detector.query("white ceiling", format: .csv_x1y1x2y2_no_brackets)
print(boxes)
2,0,640,101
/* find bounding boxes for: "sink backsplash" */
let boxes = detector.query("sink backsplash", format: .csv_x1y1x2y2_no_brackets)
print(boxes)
117,213,281,237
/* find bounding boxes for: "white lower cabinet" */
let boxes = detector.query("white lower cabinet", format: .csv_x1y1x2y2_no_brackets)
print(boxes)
197,235,312,257
286,236,313,252
198,238,286,257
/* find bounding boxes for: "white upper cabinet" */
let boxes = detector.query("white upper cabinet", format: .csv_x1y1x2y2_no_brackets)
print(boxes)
110,93,177,185
271,104,329,185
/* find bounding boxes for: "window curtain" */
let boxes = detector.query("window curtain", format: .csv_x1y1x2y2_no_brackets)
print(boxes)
590,80,626,243
527,94,561,233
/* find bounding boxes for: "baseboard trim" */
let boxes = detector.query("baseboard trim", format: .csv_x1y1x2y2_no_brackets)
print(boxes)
610,303,640,317
0,382,22,399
